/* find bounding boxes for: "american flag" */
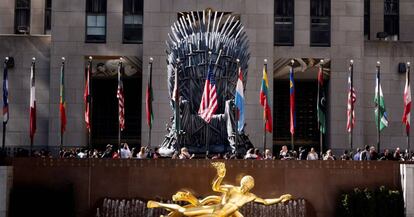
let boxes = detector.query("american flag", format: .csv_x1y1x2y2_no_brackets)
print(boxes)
347,66,356,132
117,63,125,131
198,65,218,123
84,61,91,131
402,64,411,135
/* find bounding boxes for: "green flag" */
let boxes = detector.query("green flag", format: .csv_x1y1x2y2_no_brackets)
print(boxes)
374,70,388,131
317,66,326,134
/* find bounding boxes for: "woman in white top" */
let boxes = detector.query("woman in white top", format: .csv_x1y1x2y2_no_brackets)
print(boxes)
137,147,147,159
307,147,319,160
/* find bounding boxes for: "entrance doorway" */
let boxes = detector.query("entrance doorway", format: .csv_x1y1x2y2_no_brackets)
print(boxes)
272,58,330,156
87,56,142,149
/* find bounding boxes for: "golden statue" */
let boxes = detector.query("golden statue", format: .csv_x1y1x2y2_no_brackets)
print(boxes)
147,162,292,217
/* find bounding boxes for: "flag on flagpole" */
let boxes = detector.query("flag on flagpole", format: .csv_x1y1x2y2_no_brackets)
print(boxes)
145,62,153,129
3,59,9,124
347,66,356,132
317,66,326,134
374,68,388,131
402,66,411,135
84,61,91,131
235,66,245,133
59,61,67,135
30,60,36,143
117,63,125,131
260,65,272,132
289,66,295,135
198,65,218,123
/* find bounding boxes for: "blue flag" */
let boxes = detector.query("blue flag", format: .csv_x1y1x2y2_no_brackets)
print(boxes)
235,67,244,132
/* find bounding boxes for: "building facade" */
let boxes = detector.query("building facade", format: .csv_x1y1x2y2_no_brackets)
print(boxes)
0,0,413,155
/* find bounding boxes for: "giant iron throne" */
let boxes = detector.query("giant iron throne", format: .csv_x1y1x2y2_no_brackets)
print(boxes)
159,10,253,157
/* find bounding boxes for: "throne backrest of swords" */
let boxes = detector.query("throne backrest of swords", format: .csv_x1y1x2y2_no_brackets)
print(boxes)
162,10,250,154
166,10,249,114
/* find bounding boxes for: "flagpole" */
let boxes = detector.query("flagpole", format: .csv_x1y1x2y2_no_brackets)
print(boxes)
407,62,411,153
205,51,212,158
318,60,324,156
60,57,65,150
2,57,8,151
236,59,240,151
263,59,268,152
118,58,123,150
349,60,354,150
30,57,36,156
376,61,381,152
290,60,295,152
148,57,153,147
87,56,93,154
175,58,181,150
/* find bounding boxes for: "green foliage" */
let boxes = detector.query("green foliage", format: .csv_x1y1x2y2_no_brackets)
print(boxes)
337,186,404,217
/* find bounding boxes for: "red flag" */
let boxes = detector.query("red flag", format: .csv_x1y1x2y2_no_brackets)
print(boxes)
198,65,218,123
402,65,411,135
289,66,295,135
117,63,125,131
30,60,36,144
60,61,67,134
84,61,91,131
145,62,153,129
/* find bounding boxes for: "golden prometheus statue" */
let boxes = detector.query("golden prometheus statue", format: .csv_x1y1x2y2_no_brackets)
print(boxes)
147,162,292,217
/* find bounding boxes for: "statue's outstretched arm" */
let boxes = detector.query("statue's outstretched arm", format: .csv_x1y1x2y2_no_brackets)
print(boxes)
211,162,229,193
253,194,293,205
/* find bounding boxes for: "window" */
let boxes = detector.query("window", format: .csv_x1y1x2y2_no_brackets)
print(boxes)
86,0,107,42
274,0,294,46
310,0,331,47
14,0,31,34
364,0,370,40
44,0,51,34
384,0,399,40
123,0,143,43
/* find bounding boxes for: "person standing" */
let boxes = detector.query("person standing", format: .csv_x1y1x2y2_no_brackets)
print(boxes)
359,145,370,160
120,143,132,159
307,148,319,160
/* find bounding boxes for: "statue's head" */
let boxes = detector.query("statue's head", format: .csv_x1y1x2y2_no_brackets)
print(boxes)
240,175,254,193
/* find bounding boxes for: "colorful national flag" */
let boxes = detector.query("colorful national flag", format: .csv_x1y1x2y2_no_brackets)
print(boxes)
198,65,218,123
289,66,295,135
317,66,326,134
402,65,411,135
59,60,67,135
117,63,125,131
84,61,91,131
3,59,9,124
374,67,388,131
347,65,356,132
145,62,153,129
30,60,36,144
260,65,272,132
235,66,245,133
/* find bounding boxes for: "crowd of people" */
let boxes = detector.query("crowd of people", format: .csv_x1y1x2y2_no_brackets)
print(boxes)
272,145,413,161
2,144,413,161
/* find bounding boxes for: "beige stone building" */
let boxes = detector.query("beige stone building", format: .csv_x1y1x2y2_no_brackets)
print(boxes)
0,0,413,155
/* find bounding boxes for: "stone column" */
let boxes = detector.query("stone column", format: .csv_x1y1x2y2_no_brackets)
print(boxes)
401,164,414,217
0,166,13,217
